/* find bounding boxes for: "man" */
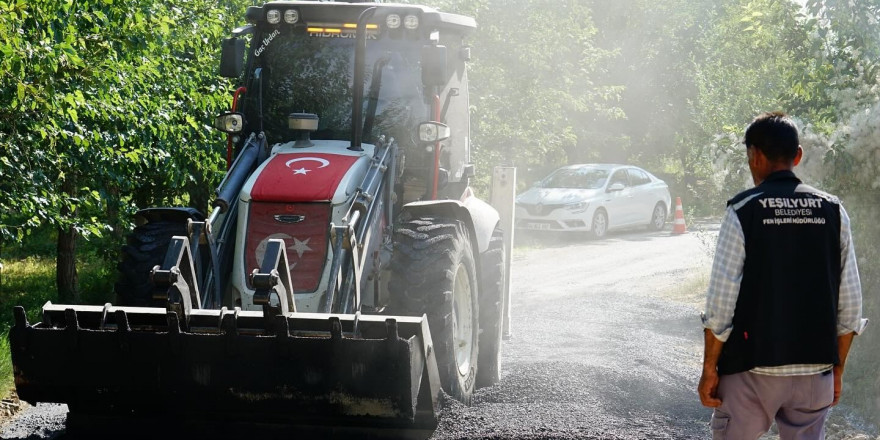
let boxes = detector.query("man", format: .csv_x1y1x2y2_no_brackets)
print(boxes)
698,112,867,439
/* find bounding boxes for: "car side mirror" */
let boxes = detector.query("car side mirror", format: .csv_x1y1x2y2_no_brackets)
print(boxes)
607,182,625,192
532,181,543,188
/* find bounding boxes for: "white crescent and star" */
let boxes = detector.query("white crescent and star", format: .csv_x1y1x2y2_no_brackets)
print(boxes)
285,157,330,176
289,237,312,259
255,234,314,271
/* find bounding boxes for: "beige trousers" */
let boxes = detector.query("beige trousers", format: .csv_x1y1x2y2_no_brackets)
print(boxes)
710,370,834,440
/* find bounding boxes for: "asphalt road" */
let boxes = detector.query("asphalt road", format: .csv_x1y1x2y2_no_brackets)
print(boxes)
2,223,876,439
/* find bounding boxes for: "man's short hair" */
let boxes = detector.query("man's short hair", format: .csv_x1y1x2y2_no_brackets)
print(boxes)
743,112,799,162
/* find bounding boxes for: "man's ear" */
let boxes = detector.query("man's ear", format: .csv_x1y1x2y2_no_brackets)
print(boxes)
793,146,804,167
749,146,765,167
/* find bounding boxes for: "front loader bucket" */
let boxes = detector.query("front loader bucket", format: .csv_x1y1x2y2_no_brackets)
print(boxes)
9,303,442,437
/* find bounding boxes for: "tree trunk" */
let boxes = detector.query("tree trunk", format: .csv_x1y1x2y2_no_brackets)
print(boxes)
57,175,79,304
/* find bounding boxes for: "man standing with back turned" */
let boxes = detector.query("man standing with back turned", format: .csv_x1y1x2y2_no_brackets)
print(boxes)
698,112,867,439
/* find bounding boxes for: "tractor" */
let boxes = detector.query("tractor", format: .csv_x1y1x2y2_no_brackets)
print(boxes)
9,1,510,436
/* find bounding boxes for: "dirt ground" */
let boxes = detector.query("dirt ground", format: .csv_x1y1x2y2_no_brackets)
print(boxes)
0,393,25,432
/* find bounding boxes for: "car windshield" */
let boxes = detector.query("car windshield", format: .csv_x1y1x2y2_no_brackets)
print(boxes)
543,168,609,189
248,27,428,146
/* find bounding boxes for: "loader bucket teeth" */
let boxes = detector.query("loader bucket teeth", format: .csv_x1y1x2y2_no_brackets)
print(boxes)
9,303,442,435
331,316,343,340
13,306,28,329
386,318,400,342
115,309,130,332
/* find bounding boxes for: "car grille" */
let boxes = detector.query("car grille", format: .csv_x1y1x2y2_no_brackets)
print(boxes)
518,203,565,216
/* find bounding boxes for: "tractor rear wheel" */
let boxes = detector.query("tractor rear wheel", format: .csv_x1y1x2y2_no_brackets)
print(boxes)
388,217,479,404
114,221,187,307
476,226,505,388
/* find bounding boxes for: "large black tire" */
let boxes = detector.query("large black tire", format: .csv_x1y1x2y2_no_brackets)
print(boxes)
114,221,188,307
388,217,479,404
476,226,505,388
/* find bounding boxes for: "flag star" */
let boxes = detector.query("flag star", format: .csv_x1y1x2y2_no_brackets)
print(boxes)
293,167,310,175
288,237,312,259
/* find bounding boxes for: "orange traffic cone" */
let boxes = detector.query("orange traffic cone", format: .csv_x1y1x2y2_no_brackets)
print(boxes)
672,197,687,235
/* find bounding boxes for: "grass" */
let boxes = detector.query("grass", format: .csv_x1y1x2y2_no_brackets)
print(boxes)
0,255,116,396
659,268,710,309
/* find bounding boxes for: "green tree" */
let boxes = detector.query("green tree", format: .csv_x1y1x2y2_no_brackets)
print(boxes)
676,0,818,208
421,0,624,189
0,0,243,300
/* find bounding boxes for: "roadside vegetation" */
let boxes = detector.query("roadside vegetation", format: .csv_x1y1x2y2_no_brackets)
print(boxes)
1,0,879,429
0,243,114,394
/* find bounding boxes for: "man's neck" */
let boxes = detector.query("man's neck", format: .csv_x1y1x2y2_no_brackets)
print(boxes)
754,165,794,186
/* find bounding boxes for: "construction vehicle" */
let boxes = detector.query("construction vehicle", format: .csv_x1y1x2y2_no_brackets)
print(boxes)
9,1,510,436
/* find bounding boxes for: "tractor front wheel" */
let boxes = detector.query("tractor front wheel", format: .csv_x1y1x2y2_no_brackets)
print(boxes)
388,217,479,404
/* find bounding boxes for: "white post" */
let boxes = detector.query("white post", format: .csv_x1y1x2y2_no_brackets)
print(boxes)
490,166,515,339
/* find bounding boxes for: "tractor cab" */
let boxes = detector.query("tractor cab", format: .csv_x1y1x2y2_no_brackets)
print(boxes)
219,2,476,202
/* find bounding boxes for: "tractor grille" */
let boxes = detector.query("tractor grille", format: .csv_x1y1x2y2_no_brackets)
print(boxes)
245,201,331,293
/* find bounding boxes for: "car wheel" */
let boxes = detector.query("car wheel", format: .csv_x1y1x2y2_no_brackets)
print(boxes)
649,203,667,231
591,209,608,239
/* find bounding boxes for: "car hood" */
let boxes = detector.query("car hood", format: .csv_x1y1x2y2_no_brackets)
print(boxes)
516,187,603,205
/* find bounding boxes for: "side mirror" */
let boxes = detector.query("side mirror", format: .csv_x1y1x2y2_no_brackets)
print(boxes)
421,45,447,87
215,112,244,134
532,180,543,188
417,121,450,143
220,38,246,78
607,182,625,192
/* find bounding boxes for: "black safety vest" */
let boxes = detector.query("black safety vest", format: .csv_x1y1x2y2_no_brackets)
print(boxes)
717,170,841,375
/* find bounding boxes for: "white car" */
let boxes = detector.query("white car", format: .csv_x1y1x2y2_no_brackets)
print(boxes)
515,164,672,238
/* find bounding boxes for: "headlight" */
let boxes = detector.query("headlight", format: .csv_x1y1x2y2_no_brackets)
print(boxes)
215,112,244,134
266,9,281,24
283,9,299,24
404,15,419,30
417,121,450,143
564,201,589,214
386,14,401,29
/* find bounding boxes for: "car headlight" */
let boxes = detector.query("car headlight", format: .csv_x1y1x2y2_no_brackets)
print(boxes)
564,201,589,214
